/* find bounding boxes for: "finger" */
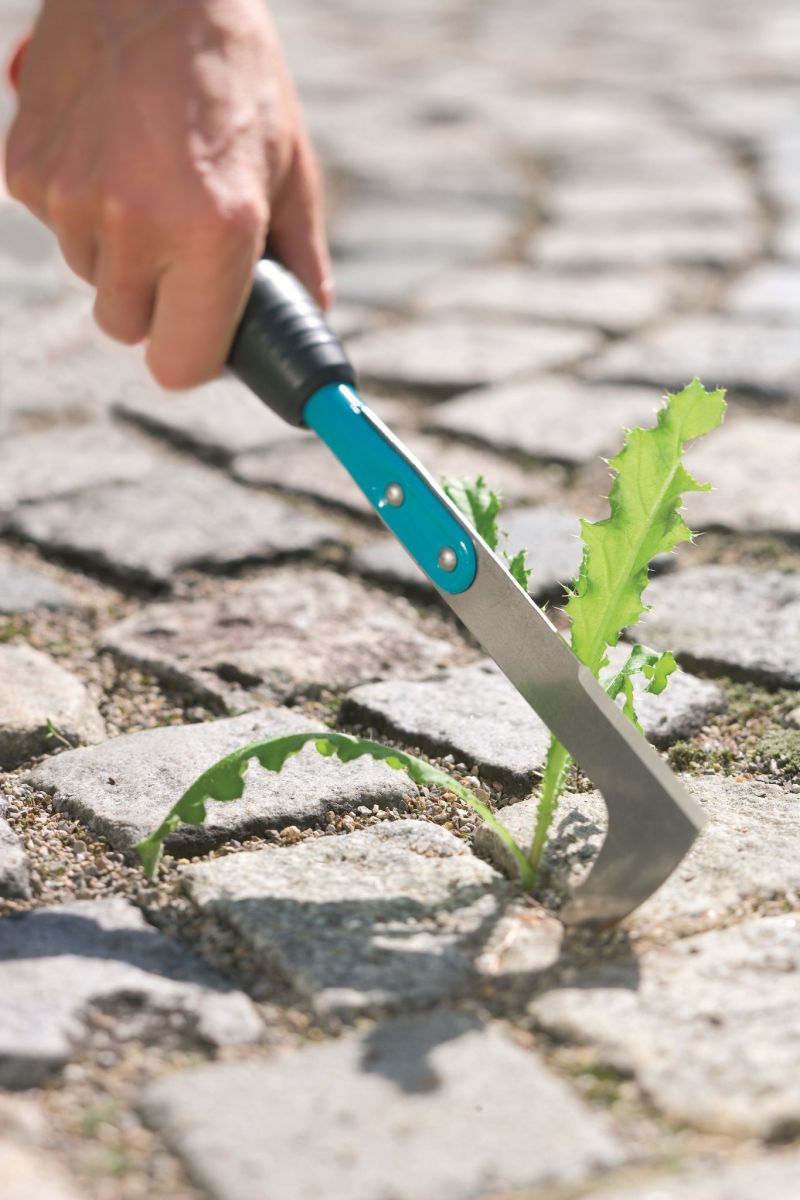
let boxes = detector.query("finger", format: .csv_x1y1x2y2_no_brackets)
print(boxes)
268,135,333,311
93,252,156,346
145,233,258,390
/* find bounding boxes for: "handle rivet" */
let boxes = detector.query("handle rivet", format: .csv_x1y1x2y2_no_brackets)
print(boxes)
385,483,405,508
438,547,458,573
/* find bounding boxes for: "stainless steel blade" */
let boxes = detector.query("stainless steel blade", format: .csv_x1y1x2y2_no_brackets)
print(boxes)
440,539,705,926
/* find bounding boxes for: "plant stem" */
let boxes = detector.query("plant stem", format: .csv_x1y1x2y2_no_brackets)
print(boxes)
529,739,573,873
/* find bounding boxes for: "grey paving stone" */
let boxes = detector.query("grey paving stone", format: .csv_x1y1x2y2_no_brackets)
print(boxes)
584,316,800,398
102,568,462,710
776,219,800,262
349,318,600,394
331,198,515,262
0,812,30,900
0,423,160,519
544,178,757,226
0,898,261,1089
331,255,447,308
531,914,800,1138
344,648,724,789
233,430,551,515
0,1139,87,1200
27,710,414,855
684,416,800,536
587,1151,800,1200
0,562,69,613
726,263,800,320
415,265,673,335
141,1011,624,1200
0,644,104,769
426,376,662,465
476,776,800,935
10,463,339,587
529,223,762,270
635,566,800,686
115,378,306,463
181,822,560,1016
0,201,72,312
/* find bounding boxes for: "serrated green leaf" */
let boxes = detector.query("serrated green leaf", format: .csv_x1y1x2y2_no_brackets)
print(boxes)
505,548,532,591
644,649,678,696
566,379,726,676
135,731,534,890
442,475,501,546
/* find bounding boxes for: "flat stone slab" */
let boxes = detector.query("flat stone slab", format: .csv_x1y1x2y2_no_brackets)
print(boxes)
584,316,800,398
0,562,69,613
331,256,447,308
476,776,800,934
350,506,584,601
544,177,756,225
182,822,518,1016
0,423,160,519
344,651,724,789
0,644,104,769
102,567,463,709
0,898,261,1089
11,463,340,586
529,223,761,270
777,219,800,262
531,914,800,1138
425,376,662,465
592,1152,800,1200
233,431,550,514
683,416,800,536
115,378,306,463
0,1138,87,1200
635,566,800,686
27,710,414,855
331,198,515,262
416,266,673,334
349,317,600,394
726,263,800,321
141,1012,624,1200
0,812,31,900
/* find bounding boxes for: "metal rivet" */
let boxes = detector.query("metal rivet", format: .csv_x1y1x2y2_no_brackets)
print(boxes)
385,483,405,508
438,547,458,573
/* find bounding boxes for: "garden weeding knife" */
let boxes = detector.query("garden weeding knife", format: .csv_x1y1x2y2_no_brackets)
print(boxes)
227,260,705,926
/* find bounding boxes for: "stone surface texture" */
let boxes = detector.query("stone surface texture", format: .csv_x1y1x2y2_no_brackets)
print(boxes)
0,562,69,613
586,1153,800,1200
635,566,800,687
27,710,414,853
0,806,31,900
10,463,340,586
0,1139,87,1200
0,644,104,769
0,898,261,1088
476,776,800,933
532,915,800,1138
142,1012,623,1200
345,650,724,788
102,568,463,709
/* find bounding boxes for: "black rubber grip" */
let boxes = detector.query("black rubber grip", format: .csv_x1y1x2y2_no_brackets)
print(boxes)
227,259,356,426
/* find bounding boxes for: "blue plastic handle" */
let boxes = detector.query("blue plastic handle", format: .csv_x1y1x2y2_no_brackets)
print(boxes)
304,384,477,594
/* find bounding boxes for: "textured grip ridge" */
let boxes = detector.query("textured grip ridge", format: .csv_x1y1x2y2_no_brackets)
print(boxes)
227,259,356,426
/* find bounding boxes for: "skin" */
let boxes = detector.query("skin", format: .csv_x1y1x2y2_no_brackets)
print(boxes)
4,0,331,388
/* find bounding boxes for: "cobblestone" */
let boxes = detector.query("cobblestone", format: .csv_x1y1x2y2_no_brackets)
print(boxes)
590,1152,800,1200
102,568,463,709
426,376,661,465
10,463,340,587
584,316,800,398
726,263,800,321
350,317,600,394
27,711,413,855
0,804,30,900
345,650,724,790
684,416,800,536
635,566,800,686
0,561,70,613
0,644,104,769
531,915,800,1138
476,777,800,934
0,1138,87,1200
0,898,261,1089
142,1012,623,1200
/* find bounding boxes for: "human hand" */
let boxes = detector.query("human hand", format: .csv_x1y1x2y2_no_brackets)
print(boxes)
5,0,331,388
